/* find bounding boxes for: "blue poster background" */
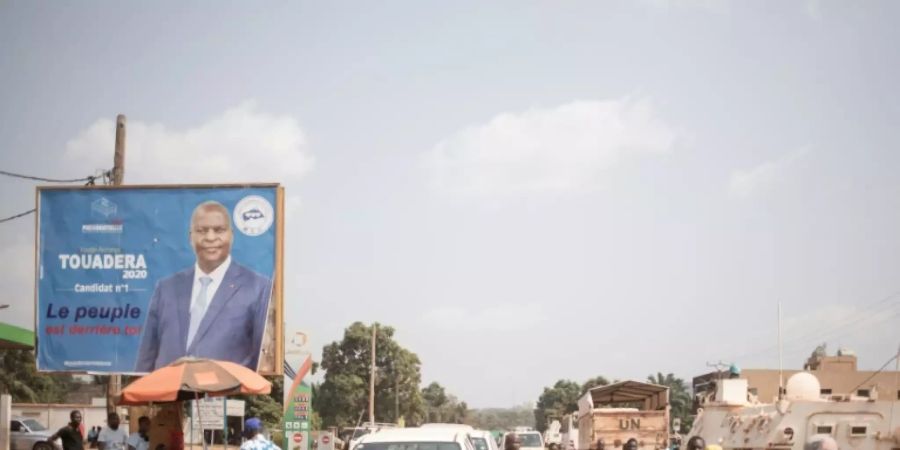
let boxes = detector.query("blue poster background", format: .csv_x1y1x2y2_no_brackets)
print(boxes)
37,186,277,372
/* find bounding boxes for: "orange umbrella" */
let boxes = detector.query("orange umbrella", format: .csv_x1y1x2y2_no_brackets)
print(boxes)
120,357,271,405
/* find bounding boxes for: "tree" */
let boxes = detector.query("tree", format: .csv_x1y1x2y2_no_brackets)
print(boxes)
0,349,68,402
468,404,535,430
314,322,425,427
421,383,468,423
533,380,581,432
581,376,610,394
234,375,284,432
647,372,692,433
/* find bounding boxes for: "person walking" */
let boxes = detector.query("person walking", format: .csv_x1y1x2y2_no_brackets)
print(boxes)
504,434,521,450
240,418,281,450
49,411,85,450
98,413,128,450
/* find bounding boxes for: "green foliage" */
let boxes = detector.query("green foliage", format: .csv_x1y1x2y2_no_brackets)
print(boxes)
467,404,534,431
581,376,610,393
421,382,468,423
236,376,285,432
533,375,611,433
533,379,581,432
0,349,69,402
314,322,425,428
647,372,692,433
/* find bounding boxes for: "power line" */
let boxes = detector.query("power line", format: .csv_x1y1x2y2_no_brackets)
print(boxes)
726,291,900,363
849,346,900,394
0,208,36,224
0,169,94,183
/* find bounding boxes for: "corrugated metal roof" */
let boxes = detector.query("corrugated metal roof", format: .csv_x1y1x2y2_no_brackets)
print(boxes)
585,380,669,410
0,322,34,349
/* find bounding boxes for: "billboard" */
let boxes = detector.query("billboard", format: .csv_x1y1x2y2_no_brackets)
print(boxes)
35,185,283,374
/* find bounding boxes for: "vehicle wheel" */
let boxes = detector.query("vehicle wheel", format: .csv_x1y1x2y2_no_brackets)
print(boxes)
33,442,54,450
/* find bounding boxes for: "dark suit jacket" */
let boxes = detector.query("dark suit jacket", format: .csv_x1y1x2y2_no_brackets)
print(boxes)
134,261,272,372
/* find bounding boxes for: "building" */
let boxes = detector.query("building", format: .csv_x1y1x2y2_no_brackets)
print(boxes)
693,346,900,410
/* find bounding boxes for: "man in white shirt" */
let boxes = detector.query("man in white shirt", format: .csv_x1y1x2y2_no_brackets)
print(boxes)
126,416,150,450
98,413,128,450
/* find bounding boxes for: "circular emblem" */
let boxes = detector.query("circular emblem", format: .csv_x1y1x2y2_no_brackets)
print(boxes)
233,195,274,236
293,433,303,443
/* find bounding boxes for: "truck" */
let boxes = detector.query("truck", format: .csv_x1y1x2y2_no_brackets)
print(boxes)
544,420,562,449
575,381,669,450
559,414,579,450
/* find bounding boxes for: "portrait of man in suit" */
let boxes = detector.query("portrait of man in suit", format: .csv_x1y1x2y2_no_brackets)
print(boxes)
135,200,273,372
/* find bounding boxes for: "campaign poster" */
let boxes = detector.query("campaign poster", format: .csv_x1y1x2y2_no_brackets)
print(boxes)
35,185,283,374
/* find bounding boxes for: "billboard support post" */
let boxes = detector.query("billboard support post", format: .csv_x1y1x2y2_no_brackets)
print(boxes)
108,114,126,415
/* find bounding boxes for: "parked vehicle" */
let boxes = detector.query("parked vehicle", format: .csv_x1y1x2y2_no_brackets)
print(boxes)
340,422,398,450
543,420,561,450
10,417,61,450
353,427,475,450
558,414,578,450
468,430,500,450
499,431,543,450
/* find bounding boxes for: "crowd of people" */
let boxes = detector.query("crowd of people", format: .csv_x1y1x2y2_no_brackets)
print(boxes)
48,411,156,450
47,410,280,450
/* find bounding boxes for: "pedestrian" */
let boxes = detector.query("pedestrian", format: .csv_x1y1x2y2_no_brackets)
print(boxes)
127,416,152,450
623,439,638,450
49,410,85,450
98,413,128,450
86,427,99,448
241,418,281,450
504,434,521,450
686,437,705,450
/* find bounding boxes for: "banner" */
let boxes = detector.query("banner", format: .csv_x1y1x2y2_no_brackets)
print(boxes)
36,185,283,374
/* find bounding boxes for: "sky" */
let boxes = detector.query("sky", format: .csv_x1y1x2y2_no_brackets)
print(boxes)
1,1,899,408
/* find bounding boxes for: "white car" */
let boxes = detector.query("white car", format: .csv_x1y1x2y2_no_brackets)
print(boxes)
467,430,499,450
353,427,475,450
499,431,543,450
10,417,61,450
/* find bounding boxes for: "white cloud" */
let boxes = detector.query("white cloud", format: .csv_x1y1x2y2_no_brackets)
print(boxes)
728,147,809,198
65,101,314,185
423,303,545,332
424,97,678,196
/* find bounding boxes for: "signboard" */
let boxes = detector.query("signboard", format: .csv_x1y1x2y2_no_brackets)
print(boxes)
319,432,335,450
284,383,311,450
189,397,246,429
284,331,313,450
35,185,284,374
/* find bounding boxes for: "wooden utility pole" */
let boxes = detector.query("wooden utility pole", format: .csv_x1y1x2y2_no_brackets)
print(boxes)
107,114,126,414
394,372,399,424
369,324,377,425
112,115,126,185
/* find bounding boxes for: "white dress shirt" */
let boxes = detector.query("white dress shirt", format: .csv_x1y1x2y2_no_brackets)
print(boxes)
187,255,231,348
